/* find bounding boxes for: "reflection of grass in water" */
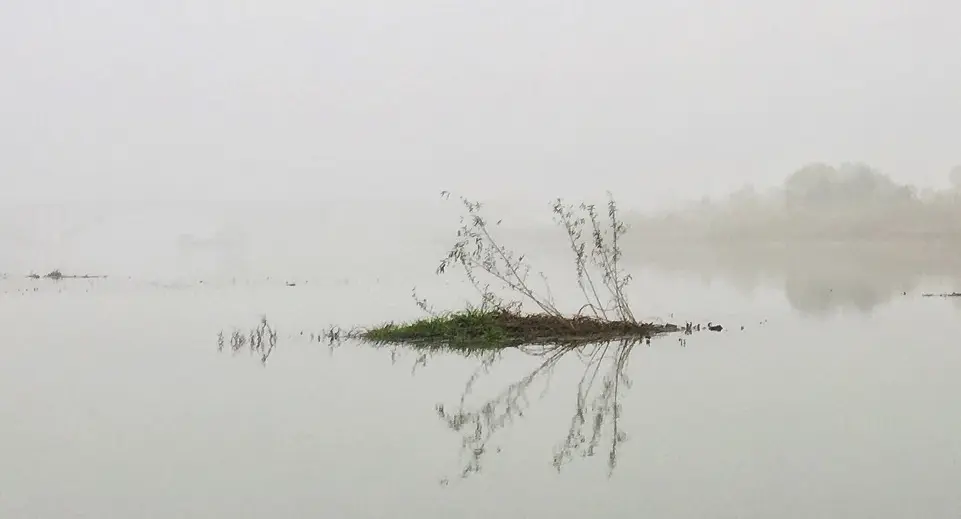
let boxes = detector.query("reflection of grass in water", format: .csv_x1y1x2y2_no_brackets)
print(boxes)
328,331,640,480
223,316,651,479
343,334,657,481
217,316,278,365
223,317,704,481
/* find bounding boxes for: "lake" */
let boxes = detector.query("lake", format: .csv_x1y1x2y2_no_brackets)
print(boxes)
2,202,961,518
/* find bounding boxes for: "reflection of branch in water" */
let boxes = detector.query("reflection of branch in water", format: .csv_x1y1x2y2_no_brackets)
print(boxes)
219,324,655,478
436,344,566,478
553,339,635,476
325,329,504,377
217,316,278,365
436,339,641,479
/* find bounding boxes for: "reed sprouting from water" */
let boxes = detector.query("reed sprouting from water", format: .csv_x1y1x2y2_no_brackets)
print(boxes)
217,316,278,365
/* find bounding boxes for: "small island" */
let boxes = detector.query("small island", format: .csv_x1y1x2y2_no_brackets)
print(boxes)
327,193,716,350
362,308,679,349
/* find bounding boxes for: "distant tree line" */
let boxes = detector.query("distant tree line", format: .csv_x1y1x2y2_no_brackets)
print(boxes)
624,162,961,241
783,162,918,210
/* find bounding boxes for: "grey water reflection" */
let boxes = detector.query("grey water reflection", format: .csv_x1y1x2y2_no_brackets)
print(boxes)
434,339,638,479
222,320,656,480
627,241,961,316
217,316,279,365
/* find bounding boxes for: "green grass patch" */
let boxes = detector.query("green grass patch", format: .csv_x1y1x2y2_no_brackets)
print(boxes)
361,308,678,349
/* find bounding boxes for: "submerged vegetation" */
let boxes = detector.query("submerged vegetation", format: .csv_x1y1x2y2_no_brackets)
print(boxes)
217,316,278,365
25,269,106,280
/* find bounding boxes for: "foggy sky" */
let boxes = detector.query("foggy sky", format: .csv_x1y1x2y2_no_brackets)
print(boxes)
3,0,960,208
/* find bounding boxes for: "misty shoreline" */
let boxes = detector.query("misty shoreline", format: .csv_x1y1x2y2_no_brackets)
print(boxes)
623,162,961,243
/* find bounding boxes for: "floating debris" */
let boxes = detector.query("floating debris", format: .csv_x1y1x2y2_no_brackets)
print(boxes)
25,270,106,280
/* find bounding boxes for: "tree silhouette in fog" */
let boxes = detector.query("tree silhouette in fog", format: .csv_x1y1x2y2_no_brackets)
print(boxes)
784,162,915,210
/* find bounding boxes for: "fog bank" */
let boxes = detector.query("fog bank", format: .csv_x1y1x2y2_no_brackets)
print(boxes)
626,163,961,242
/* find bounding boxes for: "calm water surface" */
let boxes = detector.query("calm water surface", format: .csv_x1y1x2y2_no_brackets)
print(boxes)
2,204,961,518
